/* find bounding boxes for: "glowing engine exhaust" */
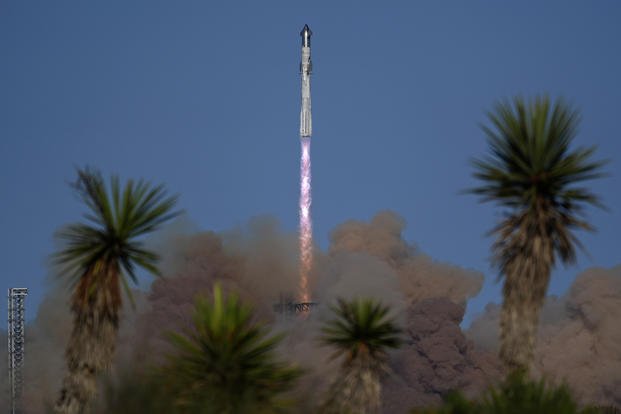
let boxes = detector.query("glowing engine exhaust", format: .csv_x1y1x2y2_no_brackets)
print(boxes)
298,24,313,306
299,136,312,303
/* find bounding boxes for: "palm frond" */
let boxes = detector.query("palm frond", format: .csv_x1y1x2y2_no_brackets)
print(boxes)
161,284,301,411
321,298,402,363
53,167,180,295
467,96,607,266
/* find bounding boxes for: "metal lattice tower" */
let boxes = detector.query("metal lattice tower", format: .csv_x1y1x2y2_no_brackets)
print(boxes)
8,288,27,414
273,293,317,316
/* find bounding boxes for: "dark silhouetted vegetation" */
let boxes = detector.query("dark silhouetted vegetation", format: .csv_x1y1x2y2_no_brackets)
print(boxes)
411,372,615,414
160,284,302,413
468,96,607,372
320,298,402,414
53,168,179,414
51,91,615,413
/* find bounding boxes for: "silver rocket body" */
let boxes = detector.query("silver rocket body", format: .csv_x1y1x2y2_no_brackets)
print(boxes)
299,24,312,138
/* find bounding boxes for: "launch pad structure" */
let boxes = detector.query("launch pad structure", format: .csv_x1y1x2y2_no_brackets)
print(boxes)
8,288,28,414
273,293,318,316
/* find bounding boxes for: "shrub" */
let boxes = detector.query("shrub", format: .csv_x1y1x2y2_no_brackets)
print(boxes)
411,372,607,414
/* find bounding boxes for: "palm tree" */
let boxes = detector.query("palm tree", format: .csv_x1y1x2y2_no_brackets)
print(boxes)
160,284,302,413
320,298,402,414
469,96,606,372
54,167,179,414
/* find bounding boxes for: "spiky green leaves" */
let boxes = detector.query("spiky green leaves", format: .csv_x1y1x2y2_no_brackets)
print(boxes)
321,298,402,364
53,167,180,291
54,168,179,414
469,96,606,268
468,96,607,372
320,298,401,414
471,96,606,211
410,373,604,414
162,284,302,413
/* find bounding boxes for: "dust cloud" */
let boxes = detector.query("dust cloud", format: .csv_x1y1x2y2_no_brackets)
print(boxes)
2,212,619,412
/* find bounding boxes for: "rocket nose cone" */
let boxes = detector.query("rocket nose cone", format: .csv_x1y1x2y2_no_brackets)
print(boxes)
300,24,312,47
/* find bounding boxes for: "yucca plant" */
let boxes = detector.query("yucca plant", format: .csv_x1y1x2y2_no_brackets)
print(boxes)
320,298,402,414
482,372,578,414
469,96,606,372
410,373,603,414
480,372,606,414
410,391,477,414
54,168,179,414
160,284,302,413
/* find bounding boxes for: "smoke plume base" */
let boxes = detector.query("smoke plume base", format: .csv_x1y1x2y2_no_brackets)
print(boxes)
3,212,620,412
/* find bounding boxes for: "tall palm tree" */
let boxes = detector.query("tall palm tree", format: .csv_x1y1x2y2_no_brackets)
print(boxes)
160,284,302,413
469,96,606,372
320,298,402,414
54,168,179,414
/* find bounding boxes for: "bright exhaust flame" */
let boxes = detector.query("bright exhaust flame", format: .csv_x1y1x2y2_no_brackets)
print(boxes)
299,136,312,303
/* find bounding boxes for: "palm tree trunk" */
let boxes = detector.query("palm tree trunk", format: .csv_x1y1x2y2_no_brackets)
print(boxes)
499,231,552,373
321,353,382,414
55,270,120,414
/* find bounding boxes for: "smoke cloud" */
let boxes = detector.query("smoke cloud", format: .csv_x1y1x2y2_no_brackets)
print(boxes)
328,211,484,304
466,265,621,407
2,212,619,412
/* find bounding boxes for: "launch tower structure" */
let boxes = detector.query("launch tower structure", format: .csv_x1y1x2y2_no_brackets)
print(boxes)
8,288,28,414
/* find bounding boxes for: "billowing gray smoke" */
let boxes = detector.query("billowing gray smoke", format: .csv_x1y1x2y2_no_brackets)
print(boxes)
467,265,621,407
1,212,619,412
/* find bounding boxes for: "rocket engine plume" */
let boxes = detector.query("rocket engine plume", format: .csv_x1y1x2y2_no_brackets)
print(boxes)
298,24,313,304
299,136,312,303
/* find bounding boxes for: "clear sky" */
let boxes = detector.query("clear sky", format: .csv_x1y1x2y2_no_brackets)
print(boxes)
1,1,620,325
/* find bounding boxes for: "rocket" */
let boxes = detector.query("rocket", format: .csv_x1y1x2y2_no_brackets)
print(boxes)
299,24,312,138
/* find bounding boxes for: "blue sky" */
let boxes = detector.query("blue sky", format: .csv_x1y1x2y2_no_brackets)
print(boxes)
1,1,620,325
